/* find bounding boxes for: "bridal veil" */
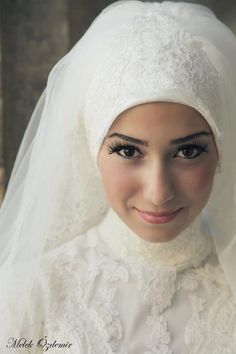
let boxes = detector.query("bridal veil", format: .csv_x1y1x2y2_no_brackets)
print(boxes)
0,0,236,339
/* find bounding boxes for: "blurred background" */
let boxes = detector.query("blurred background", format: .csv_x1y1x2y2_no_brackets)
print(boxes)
0,0,236,203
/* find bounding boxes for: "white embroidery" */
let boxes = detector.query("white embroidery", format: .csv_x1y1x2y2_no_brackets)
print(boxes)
29,215,236,354
45,120,108,250
97,209,214,269
85,12,220,159
145,316,172,354
183,263,236,354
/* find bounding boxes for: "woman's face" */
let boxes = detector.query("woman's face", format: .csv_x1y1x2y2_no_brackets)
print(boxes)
98,102,218,242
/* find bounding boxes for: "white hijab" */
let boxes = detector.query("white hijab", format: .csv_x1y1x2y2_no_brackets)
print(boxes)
0,0,236,339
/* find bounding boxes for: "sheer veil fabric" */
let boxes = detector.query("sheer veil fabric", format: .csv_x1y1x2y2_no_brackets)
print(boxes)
0,0,236,340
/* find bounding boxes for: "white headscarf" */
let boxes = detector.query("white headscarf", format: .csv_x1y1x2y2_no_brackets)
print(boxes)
0,0,236,339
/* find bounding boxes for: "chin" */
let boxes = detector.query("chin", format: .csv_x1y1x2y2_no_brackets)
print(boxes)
136,216,200,243
134,226,182,243
126,211,189,243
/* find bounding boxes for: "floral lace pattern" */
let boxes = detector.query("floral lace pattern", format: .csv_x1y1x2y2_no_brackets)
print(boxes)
30,207,236,354
183,262,236,353
85,11,220,159
46,119,108,250
145,316,172,354
97,209,214,269
46,241,175,353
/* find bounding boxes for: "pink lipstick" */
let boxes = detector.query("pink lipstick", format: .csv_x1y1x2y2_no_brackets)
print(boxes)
136,208,182,224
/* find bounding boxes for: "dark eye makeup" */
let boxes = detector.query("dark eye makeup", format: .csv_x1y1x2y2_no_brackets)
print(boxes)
108,140,142,159
173,139,209,159
108,139,209,160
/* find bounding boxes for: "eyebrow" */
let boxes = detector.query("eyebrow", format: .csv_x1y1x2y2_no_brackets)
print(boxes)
107,131,212,146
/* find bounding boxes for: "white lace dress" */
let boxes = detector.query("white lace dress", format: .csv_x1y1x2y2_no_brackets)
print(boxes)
14,209,236,353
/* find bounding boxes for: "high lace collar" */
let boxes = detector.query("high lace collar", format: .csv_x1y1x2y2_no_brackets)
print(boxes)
96,208,214,271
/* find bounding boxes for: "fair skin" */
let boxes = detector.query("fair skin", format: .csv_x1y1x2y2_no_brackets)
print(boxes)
98,102,218,242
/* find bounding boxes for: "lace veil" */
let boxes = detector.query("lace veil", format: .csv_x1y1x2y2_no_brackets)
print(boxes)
0,0,236,339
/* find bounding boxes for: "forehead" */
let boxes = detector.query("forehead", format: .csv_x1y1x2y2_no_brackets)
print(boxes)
108,102,212,139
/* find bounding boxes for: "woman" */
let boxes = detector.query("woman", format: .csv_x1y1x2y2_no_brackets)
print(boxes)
0,1,236,353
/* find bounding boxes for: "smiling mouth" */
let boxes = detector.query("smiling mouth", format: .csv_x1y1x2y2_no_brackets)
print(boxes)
135,208,183,224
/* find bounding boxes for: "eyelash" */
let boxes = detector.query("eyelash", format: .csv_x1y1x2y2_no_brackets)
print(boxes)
174,139,208,159
108,139,208,160
108,141,143,159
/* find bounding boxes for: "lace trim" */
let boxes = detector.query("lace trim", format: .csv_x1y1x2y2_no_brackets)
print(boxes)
136,266,176,354
45,232,178,353
46,244,116,353
46,119,108,250
40,225,235,354
97,208,214,270
145,316,172,354
181,261,236,353
85,11,220,159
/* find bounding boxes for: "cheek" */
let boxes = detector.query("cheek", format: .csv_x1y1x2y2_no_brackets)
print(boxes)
99,159,138,204
179,162,216,199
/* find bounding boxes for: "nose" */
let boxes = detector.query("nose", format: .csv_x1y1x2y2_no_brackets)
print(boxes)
142,160,175,206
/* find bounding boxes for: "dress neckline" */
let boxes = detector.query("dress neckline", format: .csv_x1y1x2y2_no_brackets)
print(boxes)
96,208,214,271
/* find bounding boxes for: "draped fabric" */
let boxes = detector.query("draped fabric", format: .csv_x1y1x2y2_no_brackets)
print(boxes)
11,209,236,353
0,1,236,350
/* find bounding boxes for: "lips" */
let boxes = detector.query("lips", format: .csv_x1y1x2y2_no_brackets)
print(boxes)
135,207,182,224
137,209,180,217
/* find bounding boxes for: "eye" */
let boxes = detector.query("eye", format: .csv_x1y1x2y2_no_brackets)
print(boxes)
108,142,143,160
175,143,208,159
118,146,140,159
